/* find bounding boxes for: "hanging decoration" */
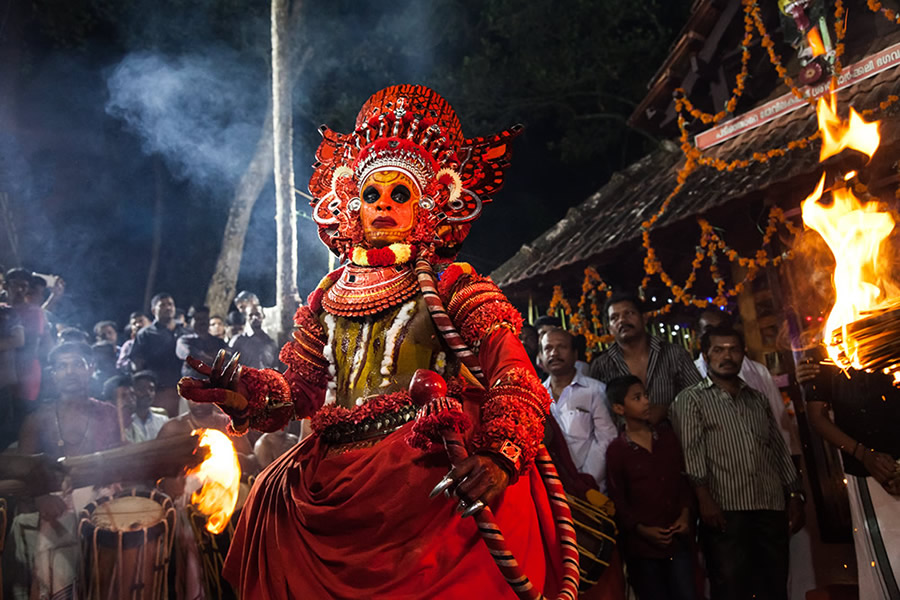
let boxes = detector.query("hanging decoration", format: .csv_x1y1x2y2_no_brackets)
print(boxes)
546,0,900,354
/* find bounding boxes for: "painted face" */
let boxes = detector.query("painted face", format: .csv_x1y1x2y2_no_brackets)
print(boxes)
359,170,419,247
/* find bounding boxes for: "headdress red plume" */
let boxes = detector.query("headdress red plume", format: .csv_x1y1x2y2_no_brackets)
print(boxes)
308,84,522,262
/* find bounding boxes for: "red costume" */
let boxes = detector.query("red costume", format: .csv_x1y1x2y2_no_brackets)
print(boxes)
183,85,574,599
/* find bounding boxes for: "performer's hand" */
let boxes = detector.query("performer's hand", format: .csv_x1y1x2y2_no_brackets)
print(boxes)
178,350,249,418
788,496,806,534
35,494,67,523
5,454,65,495
446,454,510,515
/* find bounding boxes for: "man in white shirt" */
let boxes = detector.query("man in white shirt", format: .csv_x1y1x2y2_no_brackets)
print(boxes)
541,328,618,490
105,371,169,443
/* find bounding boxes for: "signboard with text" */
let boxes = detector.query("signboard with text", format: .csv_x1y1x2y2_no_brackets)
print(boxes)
695,42,900,150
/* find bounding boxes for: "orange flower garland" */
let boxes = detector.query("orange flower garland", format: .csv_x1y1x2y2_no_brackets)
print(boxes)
868,0,900,24
543,0,900,353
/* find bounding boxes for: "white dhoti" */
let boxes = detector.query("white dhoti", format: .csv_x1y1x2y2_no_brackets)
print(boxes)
11,486,114,600
846,475,900,599
12,509,79,600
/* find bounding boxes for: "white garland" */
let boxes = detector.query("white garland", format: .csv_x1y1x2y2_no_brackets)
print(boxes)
348,320,372,395
379,300,418,387
322,313,337,405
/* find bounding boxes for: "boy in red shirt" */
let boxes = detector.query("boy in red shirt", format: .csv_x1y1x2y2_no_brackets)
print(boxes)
605,375,697,600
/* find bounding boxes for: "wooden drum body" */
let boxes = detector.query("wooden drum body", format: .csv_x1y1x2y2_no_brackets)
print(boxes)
79,489,175,600
567,493,618,592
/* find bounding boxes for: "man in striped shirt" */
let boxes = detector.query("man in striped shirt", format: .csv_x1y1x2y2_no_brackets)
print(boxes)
589,292,701,425
671,325,805,600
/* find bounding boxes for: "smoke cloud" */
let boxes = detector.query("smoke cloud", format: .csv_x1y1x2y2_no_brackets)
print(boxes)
105,48,267,192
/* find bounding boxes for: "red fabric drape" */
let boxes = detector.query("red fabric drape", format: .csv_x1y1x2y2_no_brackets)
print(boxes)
223,422,562,599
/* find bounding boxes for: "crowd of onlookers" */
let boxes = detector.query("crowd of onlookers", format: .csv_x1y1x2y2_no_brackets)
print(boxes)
0,271,283,452
521,293,803,600
522,291,900,600
0,266,897,600
0,268,294,600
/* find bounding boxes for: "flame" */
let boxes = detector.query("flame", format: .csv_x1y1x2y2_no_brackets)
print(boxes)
186,429,241,534
806,28,826,58
817,95,880,161
801,94,897,381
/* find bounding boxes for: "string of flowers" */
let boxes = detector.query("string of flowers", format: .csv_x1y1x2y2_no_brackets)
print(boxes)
748,0,817,105
675,0,757,124
546,0,900,352
548,205,800,349
867,0,900,24
833,0,847,80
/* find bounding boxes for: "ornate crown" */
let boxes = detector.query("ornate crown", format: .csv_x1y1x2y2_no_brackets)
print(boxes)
308,85,522,263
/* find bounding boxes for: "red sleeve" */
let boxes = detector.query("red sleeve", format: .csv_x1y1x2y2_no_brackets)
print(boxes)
236,306,330,433
440,268,548,476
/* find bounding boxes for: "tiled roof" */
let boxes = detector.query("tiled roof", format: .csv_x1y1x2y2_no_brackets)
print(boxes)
492,63,900,293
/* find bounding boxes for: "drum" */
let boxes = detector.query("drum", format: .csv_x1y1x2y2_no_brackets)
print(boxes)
79,489,176,600
186,474,253,600
566,492,618,592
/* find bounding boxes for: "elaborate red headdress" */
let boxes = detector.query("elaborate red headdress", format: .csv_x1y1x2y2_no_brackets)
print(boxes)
309,84,522,263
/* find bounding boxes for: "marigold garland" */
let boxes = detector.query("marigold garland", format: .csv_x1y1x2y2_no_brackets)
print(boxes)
544,0,900,354
868,0,900,24
350,243,413,267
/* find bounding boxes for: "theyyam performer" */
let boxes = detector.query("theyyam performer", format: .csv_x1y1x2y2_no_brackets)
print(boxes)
179,84,580,598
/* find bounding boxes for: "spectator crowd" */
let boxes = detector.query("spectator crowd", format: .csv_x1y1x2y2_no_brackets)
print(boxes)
1,268,896,600
0,268,287,600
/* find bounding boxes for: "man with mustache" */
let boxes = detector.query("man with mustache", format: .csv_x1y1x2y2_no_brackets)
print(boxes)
541,328,617,490
670,326,805,600
589,292,701,424
129,292,188,416
13,342,122,598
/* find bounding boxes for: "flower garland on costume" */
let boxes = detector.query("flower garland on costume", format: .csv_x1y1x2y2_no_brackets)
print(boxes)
322,313,338,405
346,321,373,397
379,300,418,387
311,390,416,443
350,243,413,267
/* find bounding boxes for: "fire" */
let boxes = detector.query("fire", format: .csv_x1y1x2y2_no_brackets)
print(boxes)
817,94,880,161
801,93,899,382
186,429,241,534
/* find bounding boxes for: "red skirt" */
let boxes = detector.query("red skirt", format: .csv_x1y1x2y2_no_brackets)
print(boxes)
223,422,562,599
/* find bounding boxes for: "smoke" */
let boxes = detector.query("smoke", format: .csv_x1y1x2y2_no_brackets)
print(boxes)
105,48,267,191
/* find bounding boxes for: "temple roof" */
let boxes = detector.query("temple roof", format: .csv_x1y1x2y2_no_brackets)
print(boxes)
492,64,900,293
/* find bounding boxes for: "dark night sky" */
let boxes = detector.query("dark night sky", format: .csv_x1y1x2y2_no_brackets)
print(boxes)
0,0,692,331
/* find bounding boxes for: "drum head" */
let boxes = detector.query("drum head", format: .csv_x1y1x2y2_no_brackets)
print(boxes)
91,496,165,531
80,490,174,549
